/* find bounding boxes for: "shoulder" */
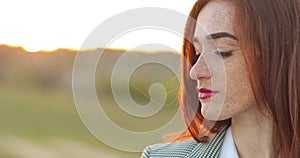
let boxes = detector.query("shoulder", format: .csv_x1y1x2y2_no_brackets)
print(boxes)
141,125,229,158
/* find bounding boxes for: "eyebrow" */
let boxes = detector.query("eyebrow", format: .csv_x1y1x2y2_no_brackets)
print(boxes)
192,32,239,46
207,32,238,41
192,32,238,45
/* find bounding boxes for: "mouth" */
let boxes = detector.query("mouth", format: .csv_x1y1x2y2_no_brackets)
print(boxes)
196,87,219,99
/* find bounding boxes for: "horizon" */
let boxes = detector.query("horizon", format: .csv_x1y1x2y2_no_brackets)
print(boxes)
0,43,182,54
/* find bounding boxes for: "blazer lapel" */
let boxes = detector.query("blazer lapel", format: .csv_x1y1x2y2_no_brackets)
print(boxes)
184,125,229,158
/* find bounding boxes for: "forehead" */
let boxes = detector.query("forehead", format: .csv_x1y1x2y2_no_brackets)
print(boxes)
194,0,235,39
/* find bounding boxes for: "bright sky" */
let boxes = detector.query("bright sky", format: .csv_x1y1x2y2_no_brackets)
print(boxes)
1,0,196,52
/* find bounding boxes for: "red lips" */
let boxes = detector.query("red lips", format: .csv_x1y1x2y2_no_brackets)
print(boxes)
197,87,218,99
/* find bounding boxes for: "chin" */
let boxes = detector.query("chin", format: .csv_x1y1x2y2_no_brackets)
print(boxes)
201,107,231,121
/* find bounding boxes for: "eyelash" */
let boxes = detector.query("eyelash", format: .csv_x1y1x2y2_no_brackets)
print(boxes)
214,51,233,58
193,51,233,61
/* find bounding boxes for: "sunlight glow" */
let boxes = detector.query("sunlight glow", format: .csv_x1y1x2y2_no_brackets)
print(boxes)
110,29,183,52
0,0,196,52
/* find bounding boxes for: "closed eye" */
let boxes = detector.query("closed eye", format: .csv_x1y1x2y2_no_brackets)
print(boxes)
214,51,233,58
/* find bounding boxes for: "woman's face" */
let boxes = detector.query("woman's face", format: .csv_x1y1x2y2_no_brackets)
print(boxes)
189,0,256,121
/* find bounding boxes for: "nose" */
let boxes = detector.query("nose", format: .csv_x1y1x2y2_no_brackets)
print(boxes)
189,54,211,80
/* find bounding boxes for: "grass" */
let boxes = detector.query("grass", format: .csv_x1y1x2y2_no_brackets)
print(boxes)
0,84,141,157
0,149,19,158
0,76,181,157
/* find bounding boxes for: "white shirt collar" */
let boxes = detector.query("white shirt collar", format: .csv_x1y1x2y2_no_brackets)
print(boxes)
219,126,239,158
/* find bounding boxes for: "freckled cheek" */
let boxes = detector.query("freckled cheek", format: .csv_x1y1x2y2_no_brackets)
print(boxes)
224,64,253,107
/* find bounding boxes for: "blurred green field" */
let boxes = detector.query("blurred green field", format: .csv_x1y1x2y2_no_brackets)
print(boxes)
0,83,142,158
0,45,182,158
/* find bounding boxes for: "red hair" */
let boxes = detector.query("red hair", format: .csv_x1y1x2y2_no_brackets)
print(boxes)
178,0,300,157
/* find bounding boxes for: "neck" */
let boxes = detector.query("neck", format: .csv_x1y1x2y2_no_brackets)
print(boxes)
231,106,276,158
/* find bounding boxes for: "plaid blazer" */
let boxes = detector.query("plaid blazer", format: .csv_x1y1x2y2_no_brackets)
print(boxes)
141,125,229,158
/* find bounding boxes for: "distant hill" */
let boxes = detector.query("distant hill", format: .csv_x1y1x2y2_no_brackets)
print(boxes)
0,45,77,89
0,45,181,92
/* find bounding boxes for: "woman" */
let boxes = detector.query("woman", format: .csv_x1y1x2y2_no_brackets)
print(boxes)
142,0,300,157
